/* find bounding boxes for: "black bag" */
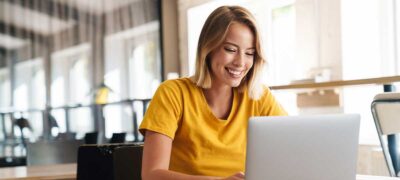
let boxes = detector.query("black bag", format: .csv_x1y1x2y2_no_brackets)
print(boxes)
77,143,143,180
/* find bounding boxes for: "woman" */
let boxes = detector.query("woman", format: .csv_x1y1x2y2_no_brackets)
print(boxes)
140,5,287,180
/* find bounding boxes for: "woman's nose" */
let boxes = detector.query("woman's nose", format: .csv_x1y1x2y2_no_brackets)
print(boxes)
232,54,245,67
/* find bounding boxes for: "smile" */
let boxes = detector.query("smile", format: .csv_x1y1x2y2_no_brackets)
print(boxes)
226,68,244,78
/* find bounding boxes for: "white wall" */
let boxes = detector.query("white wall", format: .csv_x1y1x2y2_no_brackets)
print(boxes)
295,0,342,81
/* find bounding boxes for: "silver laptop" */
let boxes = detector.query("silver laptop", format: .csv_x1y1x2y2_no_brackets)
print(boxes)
245,114,360,180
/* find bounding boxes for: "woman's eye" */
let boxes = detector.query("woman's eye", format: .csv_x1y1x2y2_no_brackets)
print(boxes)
246,52,255,56
224,47,236,52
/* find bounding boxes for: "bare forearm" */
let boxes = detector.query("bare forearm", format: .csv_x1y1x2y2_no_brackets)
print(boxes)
143,169,221,180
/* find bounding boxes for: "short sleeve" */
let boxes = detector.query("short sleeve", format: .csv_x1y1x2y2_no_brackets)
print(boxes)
139,81,183,139
259,87,288,116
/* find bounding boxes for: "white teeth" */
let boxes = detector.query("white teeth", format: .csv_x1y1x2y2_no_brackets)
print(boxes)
227,68,242,76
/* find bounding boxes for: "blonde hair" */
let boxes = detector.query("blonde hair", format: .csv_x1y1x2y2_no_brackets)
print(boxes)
191,5,266,100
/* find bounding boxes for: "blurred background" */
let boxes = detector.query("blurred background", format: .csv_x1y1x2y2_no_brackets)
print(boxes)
0,0,399,176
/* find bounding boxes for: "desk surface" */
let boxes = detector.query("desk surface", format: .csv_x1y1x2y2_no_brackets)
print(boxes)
357,175,399,180
0,163,76,180
0,163,398,180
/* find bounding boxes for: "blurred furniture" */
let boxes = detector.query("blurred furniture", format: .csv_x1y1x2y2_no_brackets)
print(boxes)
296,89,340,107
371,92,400,177
84,132,99,144
26,140,83,166
109,133,126,144
56,132,77,141
14,117,32,148
77,143,143,180
0,157,26,167
0,163,76,180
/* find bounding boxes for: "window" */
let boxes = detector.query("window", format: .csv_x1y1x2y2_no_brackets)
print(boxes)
51,43,92,136
104,21,162,139
265,3,298,115
341,0,398,144
0,68,10,108
13,58,45,139
267,4,296,84
127,32,161,99
14,59,45,110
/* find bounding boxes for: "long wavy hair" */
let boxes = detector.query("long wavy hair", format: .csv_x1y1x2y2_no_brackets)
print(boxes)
191,5,266,100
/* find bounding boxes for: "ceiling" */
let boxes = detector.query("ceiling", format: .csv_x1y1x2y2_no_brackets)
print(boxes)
0,34,28,49
0,1,76,36
0,0,139,50
56,0,139,15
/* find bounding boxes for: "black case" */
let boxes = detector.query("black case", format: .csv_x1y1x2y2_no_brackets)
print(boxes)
77,143,143,180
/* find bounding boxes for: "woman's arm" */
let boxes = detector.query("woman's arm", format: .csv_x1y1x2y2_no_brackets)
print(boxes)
141,131,244,180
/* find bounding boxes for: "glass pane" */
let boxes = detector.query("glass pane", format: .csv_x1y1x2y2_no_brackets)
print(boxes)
13,58,45,110
0,114,4,141
3,113,12,137
103,103,133,139
128,33,161,99
267,5,296,85
69,107,93,138
69,57,91,104
51,43,91,107
0,68,10,108
105,21,162,101
342,0,395,79
104,21,162,139
26,111,43,141
103,101,147,141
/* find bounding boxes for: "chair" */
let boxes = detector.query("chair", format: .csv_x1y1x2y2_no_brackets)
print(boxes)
14,117,32,148
48,114,59,138
56,132,77,140
371,92,400,177
26,140,84,166
109,133,126,144
84,131,99,144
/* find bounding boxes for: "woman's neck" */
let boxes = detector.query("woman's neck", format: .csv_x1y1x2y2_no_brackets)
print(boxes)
205,84,232,98
202,84,234,119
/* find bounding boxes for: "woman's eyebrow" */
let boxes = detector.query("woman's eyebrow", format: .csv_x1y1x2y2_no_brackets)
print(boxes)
224,41,255,50
223,42,239,48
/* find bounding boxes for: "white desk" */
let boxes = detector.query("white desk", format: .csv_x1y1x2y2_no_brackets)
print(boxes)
0,163,399,180
357,175,399,180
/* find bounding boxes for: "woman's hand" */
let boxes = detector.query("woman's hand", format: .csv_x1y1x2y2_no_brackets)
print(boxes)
221,172,245,180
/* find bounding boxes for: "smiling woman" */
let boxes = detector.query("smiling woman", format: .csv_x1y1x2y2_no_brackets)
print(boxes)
139,5,287,180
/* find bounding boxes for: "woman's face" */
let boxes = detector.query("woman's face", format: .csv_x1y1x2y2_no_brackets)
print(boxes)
209,22,255,88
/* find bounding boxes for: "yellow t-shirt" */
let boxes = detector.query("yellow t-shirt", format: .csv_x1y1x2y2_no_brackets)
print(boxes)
139,78,287,177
